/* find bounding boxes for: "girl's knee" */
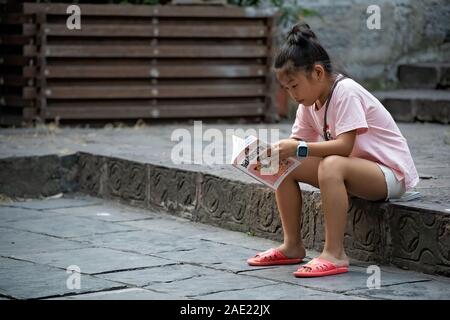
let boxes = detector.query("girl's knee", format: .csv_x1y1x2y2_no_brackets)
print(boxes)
318,155,345,182
276,173,301,192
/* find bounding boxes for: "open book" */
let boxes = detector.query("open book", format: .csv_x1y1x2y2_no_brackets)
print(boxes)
231,135,301,190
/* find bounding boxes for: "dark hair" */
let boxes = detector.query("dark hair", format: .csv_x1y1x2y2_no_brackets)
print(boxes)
274,23,334,76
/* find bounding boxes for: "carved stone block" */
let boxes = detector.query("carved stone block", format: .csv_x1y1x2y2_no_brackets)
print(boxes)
78,153,106,197
106,157,147,207
149,165,196,217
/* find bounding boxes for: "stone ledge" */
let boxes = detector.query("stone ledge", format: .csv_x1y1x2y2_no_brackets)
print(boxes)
1,152,449,277
373,89,450,124
0,154,78,198
398,63,450,89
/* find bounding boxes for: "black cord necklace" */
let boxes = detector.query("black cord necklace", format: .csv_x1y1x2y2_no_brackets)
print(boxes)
322,74,347,141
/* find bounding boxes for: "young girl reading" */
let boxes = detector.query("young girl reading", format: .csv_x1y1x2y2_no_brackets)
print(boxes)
247,23,419,277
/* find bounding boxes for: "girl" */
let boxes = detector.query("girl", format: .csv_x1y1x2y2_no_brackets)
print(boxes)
247,23,419,277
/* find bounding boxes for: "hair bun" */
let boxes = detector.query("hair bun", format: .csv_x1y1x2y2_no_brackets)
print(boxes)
286,23,317,46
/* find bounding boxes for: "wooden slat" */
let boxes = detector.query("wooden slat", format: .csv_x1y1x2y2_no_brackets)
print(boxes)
23,87,36,99
43,103,265,119
22,23,37,36
0,107,36,122
37,12,48,120
0,89,37,100
1,14,32,24
43,24,267,38
41,79,264,87
36,58,266,67
0,114,24,125
44,45,266,58
1,97,34,107
23,66,36,78
44,84,265,99
24,3,275,18
1,75,33,86
0,55,33,66
0,24,35,36
263,16,277,122
23,107,36,120
23,44,37,56
0,35,34,45
43,65,266,78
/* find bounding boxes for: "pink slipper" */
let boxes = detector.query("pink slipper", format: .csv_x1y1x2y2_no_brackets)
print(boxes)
293,257,349,278
247,248,303,266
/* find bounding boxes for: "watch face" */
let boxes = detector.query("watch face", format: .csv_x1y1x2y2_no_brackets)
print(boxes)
299,147,307,157
297,145,307,157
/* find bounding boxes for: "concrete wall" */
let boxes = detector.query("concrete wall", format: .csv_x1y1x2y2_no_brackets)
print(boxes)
272,0,450,90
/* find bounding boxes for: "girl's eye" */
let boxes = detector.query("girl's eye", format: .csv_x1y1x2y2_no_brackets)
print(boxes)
292,85,298,88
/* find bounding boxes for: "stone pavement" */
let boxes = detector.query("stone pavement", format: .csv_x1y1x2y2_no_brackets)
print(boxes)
0,121,449,277
0,195,449,300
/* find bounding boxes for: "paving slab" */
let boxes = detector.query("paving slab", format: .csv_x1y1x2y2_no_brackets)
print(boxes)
347,280,450,300
185,227,285,252
95,264,220,287
0,206,62,224
47,203,159,222
0,257,126,299
196,283,366,300
49,288,186,300
3,215,138,238
154,241,278,273
240,264,431,294
144,271,277,298
13,247,175,275
1,197,103,210
0,227,88,256
72,229,202,255
121,217,225,239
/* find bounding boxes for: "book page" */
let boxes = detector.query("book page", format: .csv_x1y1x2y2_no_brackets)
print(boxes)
231,135,301,190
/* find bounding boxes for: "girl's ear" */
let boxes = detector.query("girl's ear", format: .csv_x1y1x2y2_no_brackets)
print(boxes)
313,64,326,81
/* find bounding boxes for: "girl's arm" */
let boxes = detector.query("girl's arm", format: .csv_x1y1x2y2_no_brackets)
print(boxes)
307,130,357,157
275,130,357,160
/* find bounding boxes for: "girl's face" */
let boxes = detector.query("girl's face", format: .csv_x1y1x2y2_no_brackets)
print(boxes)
276,65,328,108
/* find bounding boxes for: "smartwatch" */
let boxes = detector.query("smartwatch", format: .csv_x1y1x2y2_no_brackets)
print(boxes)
296,141,309,158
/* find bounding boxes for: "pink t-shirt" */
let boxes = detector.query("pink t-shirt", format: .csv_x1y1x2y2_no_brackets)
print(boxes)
290,76,419,190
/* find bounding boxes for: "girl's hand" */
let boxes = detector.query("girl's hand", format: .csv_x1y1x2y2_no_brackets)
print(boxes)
271,139,299,161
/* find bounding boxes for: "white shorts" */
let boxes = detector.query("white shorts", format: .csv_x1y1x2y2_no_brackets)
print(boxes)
376,163,406,201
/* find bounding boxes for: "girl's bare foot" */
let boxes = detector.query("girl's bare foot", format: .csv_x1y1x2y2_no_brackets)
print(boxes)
318,250,349,267
277,243,306,260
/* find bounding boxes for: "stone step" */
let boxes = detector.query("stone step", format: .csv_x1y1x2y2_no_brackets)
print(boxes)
373,89,450,123
397,62,450,89
0,152,449,277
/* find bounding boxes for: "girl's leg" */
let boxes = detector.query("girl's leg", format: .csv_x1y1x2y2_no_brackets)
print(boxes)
274,156,322,258
317,155,388,266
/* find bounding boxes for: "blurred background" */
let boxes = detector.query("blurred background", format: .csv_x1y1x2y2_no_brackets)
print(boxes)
1,0,449,126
